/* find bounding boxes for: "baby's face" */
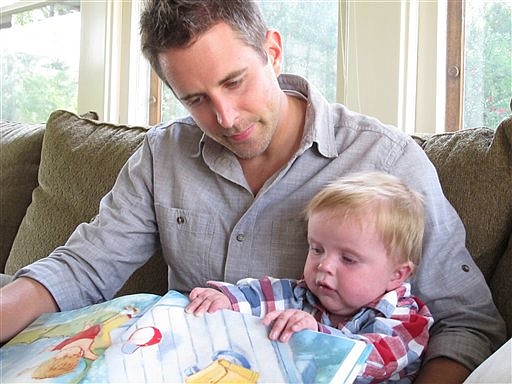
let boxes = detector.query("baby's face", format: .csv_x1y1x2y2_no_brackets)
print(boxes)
303,210,409,318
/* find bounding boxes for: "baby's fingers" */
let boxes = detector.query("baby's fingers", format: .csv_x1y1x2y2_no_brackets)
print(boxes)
185,297,209,315
265,310,315,343
186,288,229,315
262,310,283,326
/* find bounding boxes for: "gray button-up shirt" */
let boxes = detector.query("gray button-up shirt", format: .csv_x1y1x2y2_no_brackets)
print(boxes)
18,74,505,370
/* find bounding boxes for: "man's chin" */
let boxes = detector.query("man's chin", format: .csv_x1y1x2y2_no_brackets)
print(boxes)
229,144,267,160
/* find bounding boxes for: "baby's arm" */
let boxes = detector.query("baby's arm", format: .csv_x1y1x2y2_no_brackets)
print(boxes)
187,277,301,318
263,309,318,343
186,287,231,315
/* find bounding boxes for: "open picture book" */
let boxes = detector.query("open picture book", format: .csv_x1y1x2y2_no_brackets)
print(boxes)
0,290,372,383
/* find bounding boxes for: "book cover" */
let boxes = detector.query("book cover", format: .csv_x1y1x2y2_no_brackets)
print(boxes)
1,290,371,383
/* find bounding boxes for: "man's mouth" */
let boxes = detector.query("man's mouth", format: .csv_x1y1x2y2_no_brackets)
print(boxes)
228,124,255,142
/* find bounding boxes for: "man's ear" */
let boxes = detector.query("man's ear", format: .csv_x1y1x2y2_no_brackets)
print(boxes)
386,261,414,291
265,29,283,75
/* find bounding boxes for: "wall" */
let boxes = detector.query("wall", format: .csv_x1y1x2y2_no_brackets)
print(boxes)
338,1,440,134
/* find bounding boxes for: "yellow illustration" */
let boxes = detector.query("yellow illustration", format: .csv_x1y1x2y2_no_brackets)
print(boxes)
185,358,259,384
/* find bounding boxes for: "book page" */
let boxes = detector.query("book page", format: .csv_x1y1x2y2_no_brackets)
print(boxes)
104,291,370,384
1,290,370,383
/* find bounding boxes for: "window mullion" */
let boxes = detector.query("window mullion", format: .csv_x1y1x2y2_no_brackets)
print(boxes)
149,71,162,126
445,0,464,132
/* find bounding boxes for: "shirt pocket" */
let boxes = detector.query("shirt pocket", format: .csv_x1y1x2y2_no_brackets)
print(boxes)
155,205,215,280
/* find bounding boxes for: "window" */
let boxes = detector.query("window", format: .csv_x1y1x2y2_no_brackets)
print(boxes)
463,0,511,129
3,1,508,131
156,1,339,124
0,1,81,123
445,0,511,131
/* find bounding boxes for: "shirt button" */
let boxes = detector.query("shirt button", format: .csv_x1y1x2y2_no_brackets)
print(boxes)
461,264,470,272
176,216,185,224
236,233,245,242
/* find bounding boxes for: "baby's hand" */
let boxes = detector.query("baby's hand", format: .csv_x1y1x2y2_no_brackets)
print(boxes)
263,309,317,343
185,287,231,316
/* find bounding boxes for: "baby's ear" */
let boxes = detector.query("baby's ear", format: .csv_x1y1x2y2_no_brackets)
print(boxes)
386,261,414,291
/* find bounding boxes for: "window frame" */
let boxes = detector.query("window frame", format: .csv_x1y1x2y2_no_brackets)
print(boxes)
445,0,464,132
149,71,162,125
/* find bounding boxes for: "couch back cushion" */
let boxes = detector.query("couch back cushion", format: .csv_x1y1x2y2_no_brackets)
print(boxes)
415,117,512,336
6,110,168,296
0,121,45,271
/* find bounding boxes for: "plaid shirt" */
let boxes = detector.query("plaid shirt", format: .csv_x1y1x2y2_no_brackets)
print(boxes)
208,277,433,383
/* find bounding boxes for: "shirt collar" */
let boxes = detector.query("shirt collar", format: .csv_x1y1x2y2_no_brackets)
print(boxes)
297,280,411,323
278,74,339,158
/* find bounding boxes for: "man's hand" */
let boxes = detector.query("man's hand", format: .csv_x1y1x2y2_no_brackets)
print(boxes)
263,309,317,343
0,277,58,343
186,287,231,316
414,357,470,383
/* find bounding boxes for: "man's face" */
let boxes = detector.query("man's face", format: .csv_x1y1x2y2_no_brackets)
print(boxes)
158,23,283,160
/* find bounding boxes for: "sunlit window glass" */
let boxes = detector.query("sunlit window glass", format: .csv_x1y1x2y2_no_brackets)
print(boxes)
0,2,81,123
463,1,511,129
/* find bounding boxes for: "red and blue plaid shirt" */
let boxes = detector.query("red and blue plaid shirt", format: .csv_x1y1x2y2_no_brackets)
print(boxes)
208,277,433,383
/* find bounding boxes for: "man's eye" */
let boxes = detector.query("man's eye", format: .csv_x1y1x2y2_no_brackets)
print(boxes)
185,96,203,107
225,78,242,89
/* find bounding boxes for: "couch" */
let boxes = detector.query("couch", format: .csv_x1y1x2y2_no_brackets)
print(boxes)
1,109,511,340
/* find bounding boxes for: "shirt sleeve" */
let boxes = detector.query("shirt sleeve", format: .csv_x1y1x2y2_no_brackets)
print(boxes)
391,140,506,369
207,277,301,317
15,135,159,310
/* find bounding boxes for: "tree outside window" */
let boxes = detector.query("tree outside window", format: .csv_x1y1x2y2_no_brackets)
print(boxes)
0,3,80,123
463,1,511,129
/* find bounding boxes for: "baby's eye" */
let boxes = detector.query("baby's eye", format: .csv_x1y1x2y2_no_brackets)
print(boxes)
309,245,324,256
341,255,356,264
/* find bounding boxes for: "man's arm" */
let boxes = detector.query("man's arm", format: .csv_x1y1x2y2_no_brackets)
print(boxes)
415,357,471,384
0,277,58,343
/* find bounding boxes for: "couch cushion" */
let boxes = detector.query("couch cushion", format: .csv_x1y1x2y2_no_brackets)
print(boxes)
0,121,45,271
416,117,512,333
6,110,168,296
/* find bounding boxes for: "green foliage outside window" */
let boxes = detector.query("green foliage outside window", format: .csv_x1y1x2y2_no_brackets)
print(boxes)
2,52,77,123
0,4,79,123
464,1,512,129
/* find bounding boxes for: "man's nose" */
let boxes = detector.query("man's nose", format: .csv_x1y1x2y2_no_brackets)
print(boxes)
213,97,237,128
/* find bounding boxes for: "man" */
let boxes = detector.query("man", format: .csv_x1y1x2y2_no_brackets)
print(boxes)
1,1,505,382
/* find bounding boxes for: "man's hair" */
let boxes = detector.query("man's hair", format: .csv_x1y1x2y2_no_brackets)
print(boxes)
305,172,425,266
140,0,268,86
